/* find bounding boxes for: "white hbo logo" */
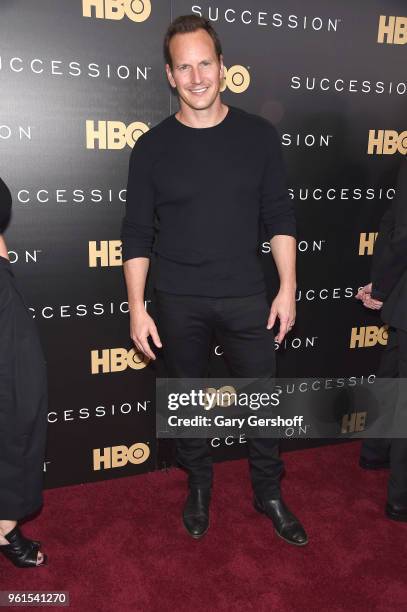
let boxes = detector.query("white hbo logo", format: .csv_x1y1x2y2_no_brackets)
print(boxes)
221,65,251,93
82,0,151,22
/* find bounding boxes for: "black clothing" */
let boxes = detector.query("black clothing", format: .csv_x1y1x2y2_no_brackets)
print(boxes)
1,183,47,519
0,177,12,233
122,107,292,495
371,159,407,331
121,106,296,297
363,160,407,505
0,257,47,519
361,327,407,505
153,289,283,498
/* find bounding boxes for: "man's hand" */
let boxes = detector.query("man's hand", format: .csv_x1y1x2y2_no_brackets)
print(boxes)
363,295,383,310
356,282,383,310
356,282,372,302
130,305,162,361
267,288,296,344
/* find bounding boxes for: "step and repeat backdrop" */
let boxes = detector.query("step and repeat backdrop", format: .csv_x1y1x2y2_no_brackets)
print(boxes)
0,1,405,487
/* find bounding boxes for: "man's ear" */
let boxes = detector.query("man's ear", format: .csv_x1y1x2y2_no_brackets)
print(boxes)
219,54,225,81
165,64,176,88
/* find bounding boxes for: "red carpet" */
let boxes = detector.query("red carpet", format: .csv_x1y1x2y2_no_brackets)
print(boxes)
1,442,406,611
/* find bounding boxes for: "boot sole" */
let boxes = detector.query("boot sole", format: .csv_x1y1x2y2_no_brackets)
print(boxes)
385,508,407,522
183,520,210,539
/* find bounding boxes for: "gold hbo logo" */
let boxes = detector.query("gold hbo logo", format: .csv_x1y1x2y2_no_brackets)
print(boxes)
350,326,388,349
89,240,122,267
341,411,367,434
82,0,151,22
93,442,150,471
368,130,407,155
220,65,250,93
377,15,407,44
86,120,149,149
358,232,378,256
91,348,149,374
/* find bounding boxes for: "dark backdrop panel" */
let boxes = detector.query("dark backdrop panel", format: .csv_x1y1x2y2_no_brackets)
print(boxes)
1,0,171,487
0,1,405,485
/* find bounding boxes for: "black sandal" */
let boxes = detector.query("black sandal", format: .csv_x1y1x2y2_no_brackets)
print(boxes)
0,526,48,568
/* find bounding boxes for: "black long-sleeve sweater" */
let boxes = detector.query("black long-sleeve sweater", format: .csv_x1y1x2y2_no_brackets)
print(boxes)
121,105,296,297
0,178,12,234
371,159,407,301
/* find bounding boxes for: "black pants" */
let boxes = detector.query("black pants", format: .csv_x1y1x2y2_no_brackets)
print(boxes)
361,327,407,505
154,289,283,499
0,257,47,520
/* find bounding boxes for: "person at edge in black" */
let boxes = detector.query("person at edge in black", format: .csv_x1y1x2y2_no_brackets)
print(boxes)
357,158,407,522
0,177,48,567
121,15,307,546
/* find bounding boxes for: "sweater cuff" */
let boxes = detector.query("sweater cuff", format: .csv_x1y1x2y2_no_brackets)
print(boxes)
370,287,386,302
265,223,297,241
122,244,151,262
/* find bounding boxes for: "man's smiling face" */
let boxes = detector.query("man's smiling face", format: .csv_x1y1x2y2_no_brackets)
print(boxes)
166,29,224,112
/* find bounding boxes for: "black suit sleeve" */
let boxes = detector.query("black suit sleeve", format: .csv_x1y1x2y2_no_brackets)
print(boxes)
371,160,407,301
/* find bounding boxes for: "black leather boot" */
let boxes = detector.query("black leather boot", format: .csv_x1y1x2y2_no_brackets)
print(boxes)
385,502,407,522
254,496,308,546
183,487,211,539
359,456,390,470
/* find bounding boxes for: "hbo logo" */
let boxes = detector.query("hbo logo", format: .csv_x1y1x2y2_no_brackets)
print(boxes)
91,348,149,374
368,130,407,155
350,326,388,349
377,16,407,44
86,120,149,149
221,65,251,94
93,443,150,470
83,0,151,22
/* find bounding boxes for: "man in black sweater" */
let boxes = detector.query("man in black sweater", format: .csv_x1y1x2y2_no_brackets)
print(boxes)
121,15,307,545
357,158,407,521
